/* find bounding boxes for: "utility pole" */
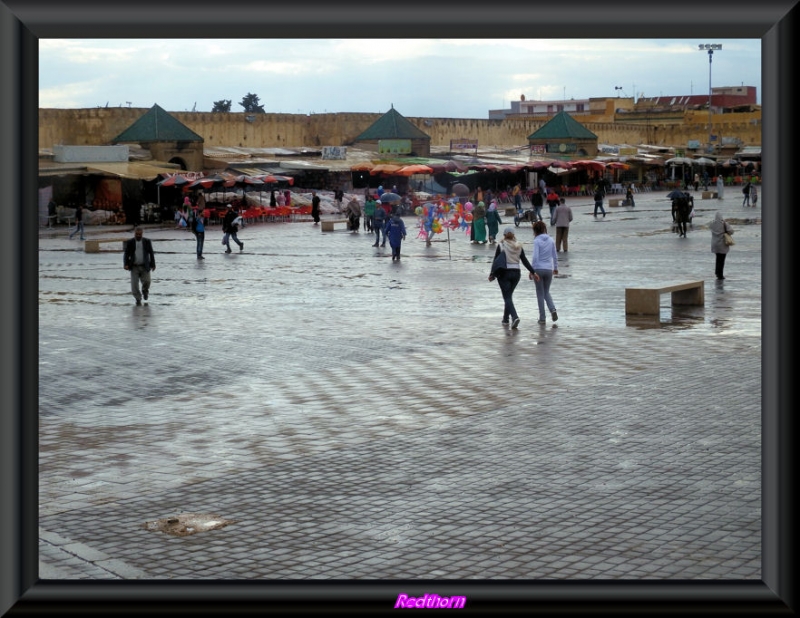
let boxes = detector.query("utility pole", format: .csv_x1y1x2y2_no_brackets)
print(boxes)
699,43,722,153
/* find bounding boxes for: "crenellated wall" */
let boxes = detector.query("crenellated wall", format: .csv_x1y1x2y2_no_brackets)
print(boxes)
39,108,761,152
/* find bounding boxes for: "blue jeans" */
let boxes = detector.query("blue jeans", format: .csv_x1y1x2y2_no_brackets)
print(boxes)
533,269,556,320
496,268,522,322
532,205,543,221
69,221,85,239
194,231,205,256
594,201,606,216
223,231,243,250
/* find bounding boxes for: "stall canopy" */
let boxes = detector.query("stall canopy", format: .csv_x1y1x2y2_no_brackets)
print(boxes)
40,161,183,180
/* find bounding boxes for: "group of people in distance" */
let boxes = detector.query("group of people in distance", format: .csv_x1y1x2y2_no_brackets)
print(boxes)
122,180,740,325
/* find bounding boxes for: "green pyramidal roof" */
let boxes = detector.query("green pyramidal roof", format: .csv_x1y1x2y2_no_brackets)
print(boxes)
113,104,204,143
527,111,597,140
355,107,430,141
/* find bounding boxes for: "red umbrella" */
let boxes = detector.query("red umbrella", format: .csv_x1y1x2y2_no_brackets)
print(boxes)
572,160,607,172
395,164,434,176
157,174,192,187
258,174,295,185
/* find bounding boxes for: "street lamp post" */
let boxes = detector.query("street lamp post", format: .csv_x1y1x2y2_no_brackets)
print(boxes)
699,43,722,152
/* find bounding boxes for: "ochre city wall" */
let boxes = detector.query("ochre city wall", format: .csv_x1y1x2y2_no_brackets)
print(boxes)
39,108,761,152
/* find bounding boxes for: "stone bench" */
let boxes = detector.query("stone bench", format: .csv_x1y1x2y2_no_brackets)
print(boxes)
84,238,125,253
702,191,718,199
608,198,623,207
625,280,704,316
320,219,349,232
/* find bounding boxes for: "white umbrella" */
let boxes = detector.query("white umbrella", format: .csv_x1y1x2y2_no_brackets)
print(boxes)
692,157,716,166
665,157,694,165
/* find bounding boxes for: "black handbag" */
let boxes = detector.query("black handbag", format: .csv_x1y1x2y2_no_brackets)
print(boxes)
490,249,507,276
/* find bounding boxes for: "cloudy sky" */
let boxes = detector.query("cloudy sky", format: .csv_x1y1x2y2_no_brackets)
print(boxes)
39,39,760,118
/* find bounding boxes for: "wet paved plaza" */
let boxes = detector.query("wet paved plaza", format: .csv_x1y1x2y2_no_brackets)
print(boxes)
36,188,763,590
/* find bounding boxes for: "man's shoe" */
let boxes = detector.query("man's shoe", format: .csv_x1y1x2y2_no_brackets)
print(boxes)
240,242,244,251
537,319,546,324
143,292,148,301
372,243,378,247
501,320,509,325
225,249,232,253
198,255,204,259
135,299,142,306
511,317,520,329
551,311,558,322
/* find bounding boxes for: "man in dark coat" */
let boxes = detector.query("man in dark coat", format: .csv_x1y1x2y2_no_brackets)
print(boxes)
311,192,321,225
123,226,156,305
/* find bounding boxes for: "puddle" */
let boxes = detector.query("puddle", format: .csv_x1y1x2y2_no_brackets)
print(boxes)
143,512,236,537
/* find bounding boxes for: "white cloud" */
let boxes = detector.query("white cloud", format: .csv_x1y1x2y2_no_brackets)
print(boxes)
38,38,761,117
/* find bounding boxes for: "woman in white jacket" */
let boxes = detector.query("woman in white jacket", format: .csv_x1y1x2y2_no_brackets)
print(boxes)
531,220,559,324
488,227,535,329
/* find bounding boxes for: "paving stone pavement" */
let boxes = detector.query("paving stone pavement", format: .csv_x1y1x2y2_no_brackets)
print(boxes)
37,189,762,585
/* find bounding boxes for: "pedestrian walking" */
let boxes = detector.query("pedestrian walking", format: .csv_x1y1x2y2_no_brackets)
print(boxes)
123,226,156,306
384,211,407,261
710,211,734,280
68,203,86,240
311,192,321,225
716,175,725,200
538,177,547,198
485,201,503,244
471,201,487,244
552,198,573,252
741,180,752,207
191,206,206,259
531,220,559,324
512,183,523,211
488,227,535,329
222,204,244,253
593,187,606,218
751,184,758,206
372,202,388,247
626,185,636,207
546,189,560,222
531,188,544,222
346,197,361,233
363,194,376,232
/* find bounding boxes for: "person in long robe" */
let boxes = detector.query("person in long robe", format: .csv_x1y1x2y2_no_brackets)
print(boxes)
485,201,503,244
471,201,487,244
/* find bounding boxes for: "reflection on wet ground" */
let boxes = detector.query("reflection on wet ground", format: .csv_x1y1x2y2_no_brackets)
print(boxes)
37,189,762,581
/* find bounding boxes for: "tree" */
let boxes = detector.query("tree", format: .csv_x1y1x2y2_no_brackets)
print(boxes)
211,99,232,112
239,93,265,113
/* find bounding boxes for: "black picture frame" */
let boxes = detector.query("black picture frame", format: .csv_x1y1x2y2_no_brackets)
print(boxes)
2,1,795,614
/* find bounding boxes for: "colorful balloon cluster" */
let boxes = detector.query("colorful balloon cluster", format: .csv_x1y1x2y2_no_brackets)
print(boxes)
416,199,473,238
